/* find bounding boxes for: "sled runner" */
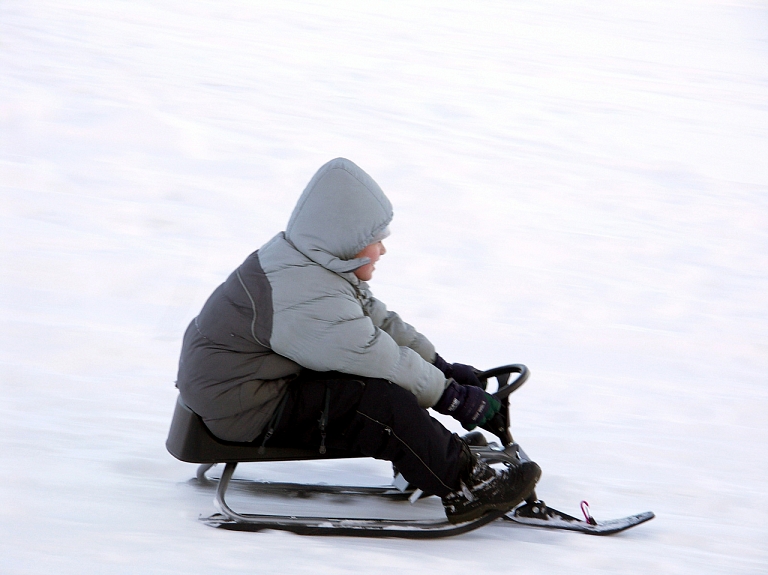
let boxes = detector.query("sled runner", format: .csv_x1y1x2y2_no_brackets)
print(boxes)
167,364,654,538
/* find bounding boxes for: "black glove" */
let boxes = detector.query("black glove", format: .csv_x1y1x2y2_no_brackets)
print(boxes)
433,380,501,430
433,353,485,388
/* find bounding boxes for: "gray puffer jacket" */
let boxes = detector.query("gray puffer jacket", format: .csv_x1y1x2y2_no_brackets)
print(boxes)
176,158,447,442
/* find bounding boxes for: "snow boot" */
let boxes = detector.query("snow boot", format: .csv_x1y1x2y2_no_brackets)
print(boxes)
442,454,541,524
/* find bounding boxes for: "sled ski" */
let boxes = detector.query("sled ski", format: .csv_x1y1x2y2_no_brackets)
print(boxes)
505,501,655,535
200,457,505,538
167,364,654,538
202,511,505,538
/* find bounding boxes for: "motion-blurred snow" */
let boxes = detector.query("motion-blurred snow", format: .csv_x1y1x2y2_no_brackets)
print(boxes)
1,1,766,573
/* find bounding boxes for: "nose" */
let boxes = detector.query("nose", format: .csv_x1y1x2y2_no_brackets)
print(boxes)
380,242,386,255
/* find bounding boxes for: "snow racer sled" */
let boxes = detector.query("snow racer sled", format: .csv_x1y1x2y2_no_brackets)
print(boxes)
166,364,654,538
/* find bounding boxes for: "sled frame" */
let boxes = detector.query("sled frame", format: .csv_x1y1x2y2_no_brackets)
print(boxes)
166,366,529,534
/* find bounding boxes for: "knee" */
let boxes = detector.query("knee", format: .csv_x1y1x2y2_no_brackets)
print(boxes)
358,379,428,422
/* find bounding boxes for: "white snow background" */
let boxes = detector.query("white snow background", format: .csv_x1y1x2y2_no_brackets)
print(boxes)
1,0,767,573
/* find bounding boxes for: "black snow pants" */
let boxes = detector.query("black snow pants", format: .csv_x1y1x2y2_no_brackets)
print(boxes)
257,371,469,498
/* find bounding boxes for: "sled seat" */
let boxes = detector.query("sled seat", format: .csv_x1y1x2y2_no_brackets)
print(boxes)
165,395,358,465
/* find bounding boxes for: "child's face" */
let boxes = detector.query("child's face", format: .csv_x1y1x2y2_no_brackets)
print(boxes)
353,241,387,281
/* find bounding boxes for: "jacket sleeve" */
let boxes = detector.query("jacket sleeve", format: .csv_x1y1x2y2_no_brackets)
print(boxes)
269,285,447,408
357,284,437,363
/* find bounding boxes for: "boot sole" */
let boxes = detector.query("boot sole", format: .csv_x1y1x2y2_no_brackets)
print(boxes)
446,463,541,525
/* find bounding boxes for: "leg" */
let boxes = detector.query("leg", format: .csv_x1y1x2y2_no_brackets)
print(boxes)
264,371,541,524
265,372,468,497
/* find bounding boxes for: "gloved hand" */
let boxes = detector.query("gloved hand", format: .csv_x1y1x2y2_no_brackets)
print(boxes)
433,379,501,430
433,353,485,388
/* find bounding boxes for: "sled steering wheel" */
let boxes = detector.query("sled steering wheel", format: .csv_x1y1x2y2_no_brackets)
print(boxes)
475,364,529,446
476,364,529,400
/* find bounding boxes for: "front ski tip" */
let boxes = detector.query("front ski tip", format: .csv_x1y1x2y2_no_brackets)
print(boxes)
506,501,655,535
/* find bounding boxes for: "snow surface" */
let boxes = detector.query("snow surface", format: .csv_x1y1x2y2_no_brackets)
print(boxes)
2,0,767,573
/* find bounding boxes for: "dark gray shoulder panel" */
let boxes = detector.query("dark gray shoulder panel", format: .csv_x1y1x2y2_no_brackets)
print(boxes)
235,250,274,348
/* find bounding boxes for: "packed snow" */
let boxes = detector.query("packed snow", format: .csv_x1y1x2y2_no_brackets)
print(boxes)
1,0,767,573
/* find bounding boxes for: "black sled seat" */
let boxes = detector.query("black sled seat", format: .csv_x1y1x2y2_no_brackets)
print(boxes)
166,396,359,465
166,396,376,533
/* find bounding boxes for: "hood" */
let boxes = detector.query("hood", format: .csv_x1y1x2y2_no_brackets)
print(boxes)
286,158,393,274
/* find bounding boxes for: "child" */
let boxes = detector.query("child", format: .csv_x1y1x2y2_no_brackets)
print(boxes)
176,158,540,523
